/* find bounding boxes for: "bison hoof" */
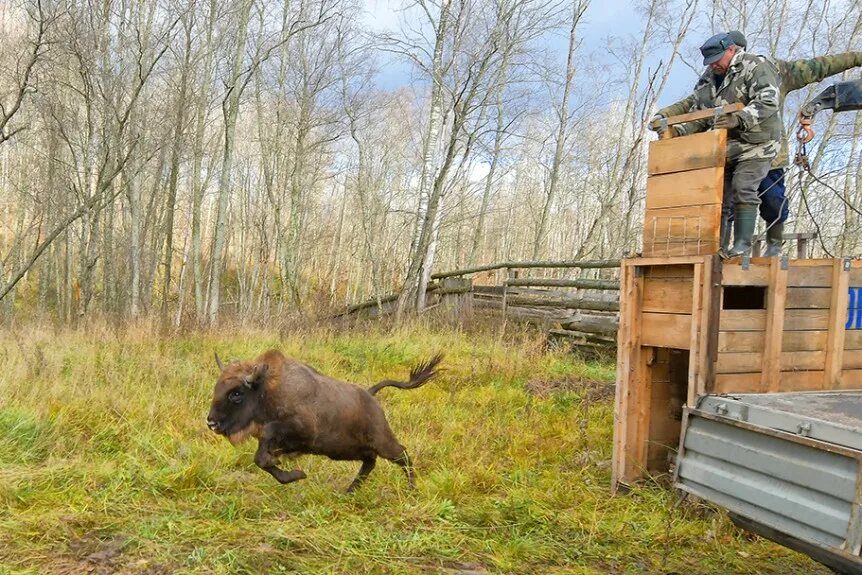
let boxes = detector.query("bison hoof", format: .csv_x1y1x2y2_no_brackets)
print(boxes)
276,469,306,484
347,478,371,493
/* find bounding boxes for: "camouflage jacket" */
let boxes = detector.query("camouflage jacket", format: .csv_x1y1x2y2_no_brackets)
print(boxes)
672,49,781,162
658,52,862,166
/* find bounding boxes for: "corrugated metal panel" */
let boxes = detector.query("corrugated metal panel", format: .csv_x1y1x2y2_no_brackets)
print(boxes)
698,392,862,452
677,414,859,549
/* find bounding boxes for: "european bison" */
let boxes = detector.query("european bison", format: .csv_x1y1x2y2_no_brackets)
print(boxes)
206,350,442,492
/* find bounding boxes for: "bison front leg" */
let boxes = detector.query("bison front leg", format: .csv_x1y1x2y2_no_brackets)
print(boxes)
254,422,308,485
254,441,306,484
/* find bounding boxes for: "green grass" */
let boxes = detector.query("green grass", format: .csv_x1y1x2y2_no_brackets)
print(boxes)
0,322,829,574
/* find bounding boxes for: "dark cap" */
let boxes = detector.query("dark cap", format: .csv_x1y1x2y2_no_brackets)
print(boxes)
700,32,734,65
727,30,747,49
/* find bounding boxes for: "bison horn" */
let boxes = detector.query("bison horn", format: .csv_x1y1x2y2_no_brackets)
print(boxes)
215,351,224,371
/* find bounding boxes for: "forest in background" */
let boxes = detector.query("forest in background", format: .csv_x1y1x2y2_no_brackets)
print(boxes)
0,0,860,326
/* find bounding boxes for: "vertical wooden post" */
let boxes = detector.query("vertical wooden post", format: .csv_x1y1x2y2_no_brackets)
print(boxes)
699,255,722,397
797,237,808,259
761,257,788,392
612,261,645,489
501,267,510,319
825,258,850,389
687,262,704,406
440,277,473,319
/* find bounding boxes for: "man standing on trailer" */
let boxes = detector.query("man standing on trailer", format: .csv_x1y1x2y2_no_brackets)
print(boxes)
653,32,862,256
664,33,781,258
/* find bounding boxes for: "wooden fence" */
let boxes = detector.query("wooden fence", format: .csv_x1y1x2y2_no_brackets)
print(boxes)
340,260,623,350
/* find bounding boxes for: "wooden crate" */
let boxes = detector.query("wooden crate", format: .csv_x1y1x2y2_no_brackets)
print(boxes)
642,131,725,258
612,255,862,488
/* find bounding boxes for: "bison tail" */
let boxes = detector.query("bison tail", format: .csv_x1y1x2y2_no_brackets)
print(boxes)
367,353,444,396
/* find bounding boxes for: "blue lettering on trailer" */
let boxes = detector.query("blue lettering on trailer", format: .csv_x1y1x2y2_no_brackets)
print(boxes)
849,287,862,330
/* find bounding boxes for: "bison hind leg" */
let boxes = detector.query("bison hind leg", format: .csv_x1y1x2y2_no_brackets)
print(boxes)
347,456,377,493
393,450,415,488
378,440,415,488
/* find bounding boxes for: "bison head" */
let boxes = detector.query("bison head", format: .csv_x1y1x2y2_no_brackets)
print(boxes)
207,352,269,445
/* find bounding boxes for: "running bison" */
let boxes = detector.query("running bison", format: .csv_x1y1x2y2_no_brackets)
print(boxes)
206,350,443,492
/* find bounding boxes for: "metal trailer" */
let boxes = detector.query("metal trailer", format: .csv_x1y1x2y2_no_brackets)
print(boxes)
674,391,862,574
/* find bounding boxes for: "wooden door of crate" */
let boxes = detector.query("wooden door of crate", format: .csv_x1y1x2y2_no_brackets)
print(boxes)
643,130,726,257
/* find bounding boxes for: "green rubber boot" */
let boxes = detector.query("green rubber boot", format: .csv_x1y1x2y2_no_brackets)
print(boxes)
727,204,757,258
763,221,784,257
719,212,732,256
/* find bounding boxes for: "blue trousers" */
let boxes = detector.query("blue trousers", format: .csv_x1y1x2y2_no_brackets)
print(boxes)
758,168,790,224
726,168,790,224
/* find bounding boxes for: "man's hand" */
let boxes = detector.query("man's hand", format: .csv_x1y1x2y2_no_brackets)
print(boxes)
650,114,668,136
714,113,740,129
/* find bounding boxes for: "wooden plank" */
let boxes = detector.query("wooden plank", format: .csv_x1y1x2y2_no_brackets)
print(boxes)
716,351,826,374
722,263,770,286
785,287,832,309
848,330,862,350
648,102,744,129
839,370,862,389
634,346,652,479
779,371,825,392
721,260,834,287
687,264,704,406
842,350,862,370
644,204,720,242
642,278,694,314
787,265,833,287
783,309,830,331
644,264,695,279
718,331,766,353
718,302,829,332
762,258,788,392
720,310,767,331
782,331,828,352
784,351,827,370
642,313,692,349
646,167,723,210
647,350,686,472
716,352,761,374
612,264,644,488
825,260,850,389
648,130,727,175
719,330,830,352
717,371,830,393
782,258,843,266
625,256,709,267
697,256,722,401
642,241,720,258
650,349,671,382
714,372,761,394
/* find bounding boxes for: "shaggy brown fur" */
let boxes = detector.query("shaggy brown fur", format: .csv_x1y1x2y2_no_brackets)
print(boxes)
206,350,443,491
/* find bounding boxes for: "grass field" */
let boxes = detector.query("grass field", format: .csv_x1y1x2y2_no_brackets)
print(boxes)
0,322,830,574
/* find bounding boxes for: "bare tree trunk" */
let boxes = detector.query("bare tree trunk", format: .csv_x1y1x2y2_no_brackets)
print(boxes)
162,16,194,324
191,0,218,323
396,0,452,316
532,0,589,260
207,0,253,324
